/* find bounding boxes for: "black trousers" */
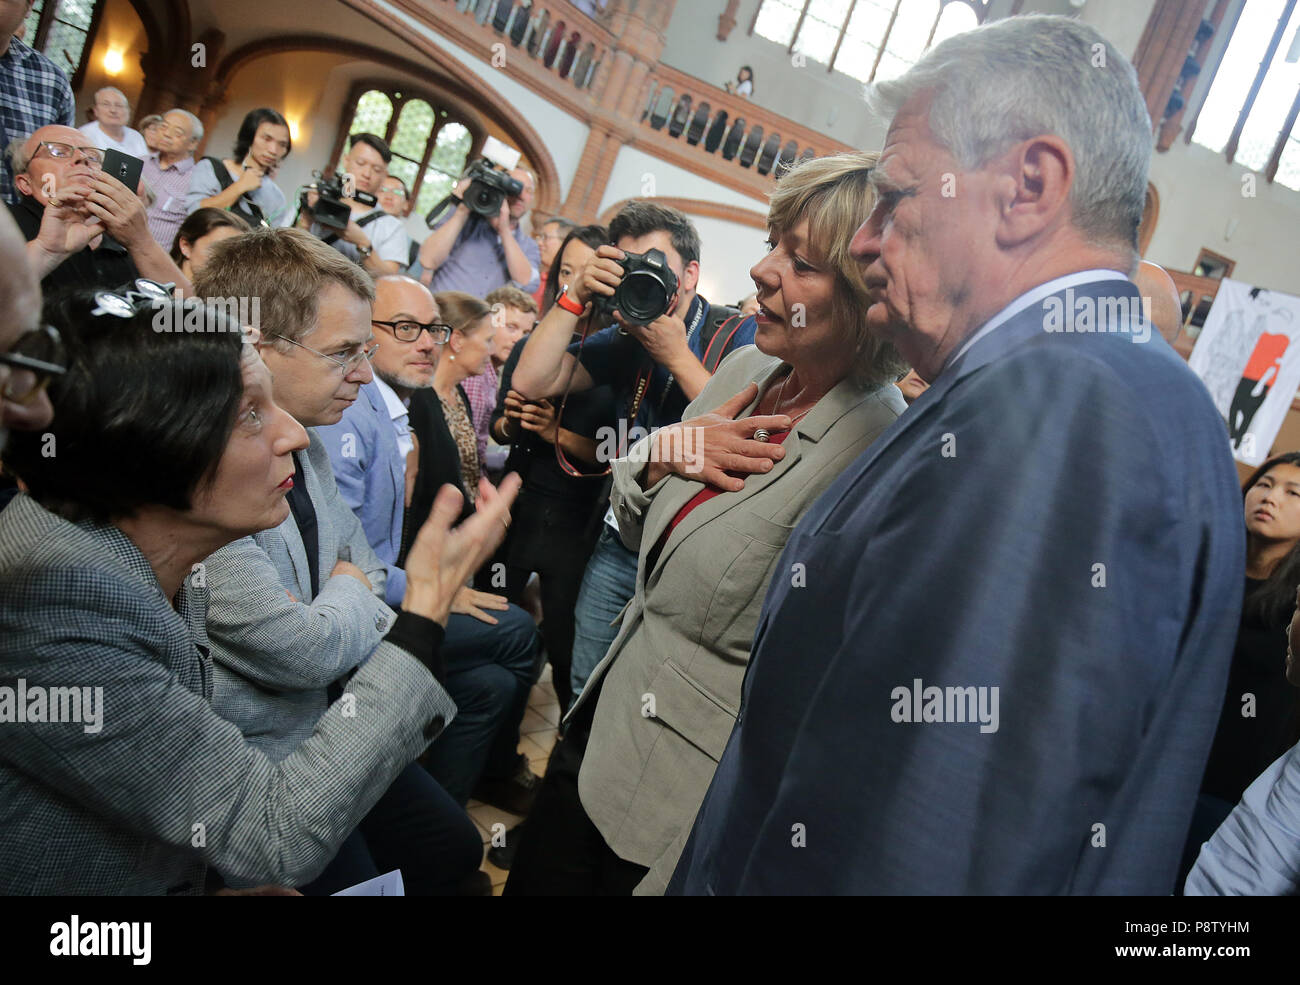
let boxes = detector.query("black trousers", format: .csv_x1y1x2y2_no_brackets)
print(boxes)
299,762,482,895
502,695,649,895
501,490,602,713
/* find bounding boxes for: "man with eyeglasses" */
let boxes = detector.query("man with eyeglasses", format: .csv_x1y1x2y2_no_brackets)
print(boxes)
0,0,75,206
8,124,190,295
319,274,544,817
195,231,492,895
142,108,203,250
531,217,573,310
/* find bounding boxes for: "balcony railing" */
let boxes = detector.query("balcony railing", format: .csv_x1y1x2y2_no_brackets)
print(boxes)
453,0,613,92
636,62,857,179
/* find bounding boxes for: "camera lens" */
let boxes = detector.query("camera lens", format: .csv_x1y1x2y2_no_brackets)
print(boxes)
470,184,504,217
618,271,670,324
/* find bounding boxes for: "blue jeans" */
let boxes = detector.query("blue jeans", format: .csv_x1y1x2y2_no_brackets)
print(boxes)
299,761,482,895
422,603,541,804
569,526,640,705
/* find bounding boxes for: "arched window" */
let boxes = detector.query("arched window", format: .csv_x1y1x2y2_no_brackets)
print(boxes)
1187,0,1300,192
751,0,981,83
21,0,105,88
338,86,476,220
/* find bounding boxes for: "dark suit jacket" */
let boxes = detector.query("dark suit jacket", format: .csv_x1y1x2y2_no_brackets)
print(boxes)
669,276,1245,895
403,384,475,564
9,194,139,297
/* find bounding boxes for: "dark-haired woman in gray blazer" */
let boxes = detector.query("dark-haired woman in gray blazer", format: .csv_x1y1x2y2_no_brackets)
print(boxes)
0,292,517,894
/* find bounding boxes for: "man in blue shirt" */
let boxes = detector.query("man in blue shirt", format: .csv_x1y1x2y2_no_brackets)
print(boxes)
416,165,541,296
513,201,755,706
0,0,75,205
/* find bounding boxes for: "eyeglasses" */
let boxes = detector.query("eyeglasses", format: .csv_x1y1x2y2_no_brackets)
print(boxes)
90,278,174,318
1,325,67,405
34,141,104,169
371,319,452,345
269,334,378,373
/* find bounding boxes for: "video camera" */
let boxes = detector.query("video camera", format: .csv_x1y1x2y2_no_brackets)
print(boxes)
300,170,376,231
592,249,679,327
460,160,523,219
425,136,525,227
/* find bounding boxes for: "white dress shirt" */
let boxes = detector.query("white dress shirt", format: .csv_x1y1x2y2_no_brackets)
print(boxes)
372,375,414,463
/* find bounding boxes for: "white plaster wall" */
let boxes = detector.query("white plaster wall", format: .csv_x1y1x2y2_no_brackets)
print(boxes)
597,144,774,213
692,213,769,308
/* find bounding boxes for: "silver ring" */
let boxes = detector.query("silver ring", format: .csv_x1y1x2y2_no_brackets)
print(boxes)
753,428,771,443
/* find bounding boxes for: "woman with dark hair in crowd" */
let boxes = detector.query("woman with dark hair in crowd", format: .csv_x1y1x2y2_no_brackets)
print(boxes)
490,223,616,716
506,151,908,895
1180,451,1300,884
724,64,754,98
0,290,517,894
186,107,293,227
170,207,251,280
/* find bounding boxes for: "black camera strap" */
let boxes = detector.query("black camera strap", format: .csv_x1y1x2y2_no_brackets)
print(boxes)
204,156,268,228
319,208,384,246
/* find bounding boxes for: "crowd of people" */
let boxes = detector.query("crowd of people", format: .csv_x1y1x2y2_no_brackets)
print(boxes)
2,8,1300,896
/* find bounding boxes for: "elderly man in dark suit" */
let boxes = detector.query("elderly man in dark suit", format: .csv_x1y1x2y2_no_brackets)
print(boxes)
670,14,1245,895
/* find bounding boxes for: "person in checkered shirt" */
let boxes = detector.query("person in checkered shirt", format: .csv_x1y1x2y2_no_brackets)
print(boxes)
0,0,75,206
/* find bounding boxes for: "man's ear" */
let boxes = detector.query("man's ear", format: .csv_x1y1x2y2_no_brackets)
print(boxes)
13,171,33,198
680,259,700,295
994,135,1073,249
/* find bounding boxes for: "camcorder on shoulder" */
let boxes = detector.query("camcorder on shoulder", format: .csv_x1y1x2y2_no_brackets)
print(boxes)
300,169,376,231
425,135,525,227
592,249,679,327
459,160,523,219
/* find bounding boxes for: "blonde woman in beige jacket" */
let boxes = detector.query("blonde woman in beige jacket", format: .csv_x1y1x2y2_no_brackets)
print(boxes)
504,152,908,895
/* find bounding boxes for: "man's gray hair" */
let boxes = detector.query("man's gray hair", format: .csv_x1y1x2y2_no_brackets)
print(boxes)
164,107,204,143
7,135,33,175
94,86,129,106
866,14,1152,249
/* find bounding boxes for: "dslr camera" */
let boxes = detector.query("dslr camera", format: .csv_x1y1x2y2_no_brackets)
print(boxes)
591,249,679,327
300,170,375,231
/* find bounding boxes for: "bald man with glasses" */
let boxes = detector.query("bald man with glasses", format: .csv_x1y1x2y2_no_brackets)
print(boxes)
7,124,190,294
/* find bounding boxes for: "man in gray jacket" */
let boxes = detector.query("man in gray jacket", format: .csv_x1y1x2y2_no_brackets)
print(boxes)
199,229,485,893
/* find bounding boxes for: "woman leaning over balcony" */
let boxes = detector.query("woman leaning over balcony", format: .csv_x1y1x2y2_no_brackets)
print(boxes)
504,151,908,895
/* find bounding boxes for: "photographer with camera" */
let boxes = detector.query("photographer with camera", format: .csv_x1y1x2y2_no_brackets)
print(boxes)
512,201,755,706
417,150,540,297
298,133,410,277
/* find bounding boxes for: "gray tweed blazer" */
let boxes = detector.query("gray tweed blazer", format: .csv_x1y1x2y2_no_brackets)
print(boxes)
0,493,454,895
205,430,398,762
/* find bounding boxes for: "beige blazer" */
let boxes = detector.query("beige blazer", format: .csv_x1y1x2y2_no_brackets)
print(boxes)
572,344,906,893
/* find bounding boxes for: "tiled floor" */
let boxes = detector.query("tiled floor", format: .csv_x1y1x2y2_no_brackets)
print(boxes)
467,664,559,895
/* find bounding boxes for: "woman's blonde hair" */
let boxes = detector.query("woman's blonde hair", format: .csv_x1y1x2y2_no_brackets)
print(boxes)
766,151,906,387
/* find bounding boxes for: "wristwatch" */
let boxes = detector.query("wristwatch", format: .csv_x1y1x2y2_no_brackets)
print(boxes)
357,243,374,260
556,286,585,316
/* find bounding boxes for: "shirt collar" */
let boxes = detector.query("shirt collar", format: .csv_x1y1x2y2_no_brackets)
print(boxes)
149,151,195,173
942,269,1130,375
371,374,410,423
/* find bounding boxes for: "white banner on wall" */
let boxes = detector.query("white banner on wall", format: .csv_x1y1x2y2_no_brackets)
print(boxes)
1188,278,1300,467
